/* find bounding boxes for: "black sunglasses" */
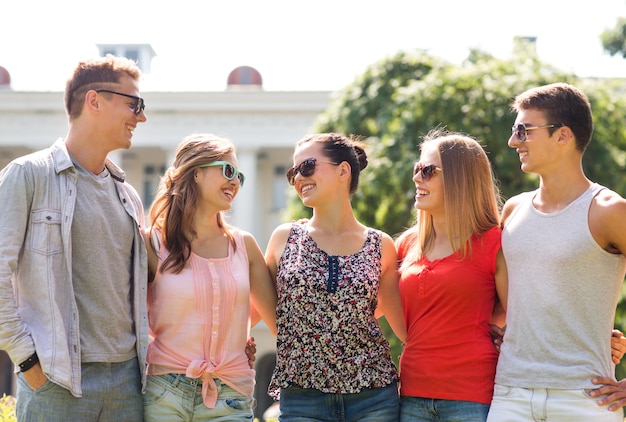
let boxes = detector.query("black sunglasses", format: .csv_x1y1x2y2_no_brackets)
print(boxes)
198,161,245,186
413,163,441,181
96,89,145,115
286,158,338,186
511,122,563,142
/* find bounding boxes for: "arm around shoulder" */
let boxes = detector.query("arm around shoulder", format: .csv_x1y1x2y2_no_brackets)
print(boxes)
377,233,407,342
264,223,292,280
243,232,277,335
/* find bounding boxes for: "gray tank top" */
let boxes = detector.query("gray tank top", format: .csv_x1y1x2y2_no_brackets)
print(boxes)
495,184,626,389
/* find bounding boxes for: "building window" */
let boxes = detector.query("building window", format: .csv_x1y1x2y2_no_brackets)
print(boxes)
273,165,288,211
97,44,155,73
143,164,165,207
125,49,139,63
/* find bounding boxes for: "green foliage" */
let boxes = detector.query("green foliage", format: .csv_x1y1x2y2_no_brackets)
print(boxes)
580,78,626,196
601,17,626,58
600,14,626,379
0,395,16,422
283,47,626,371
289,48,596,237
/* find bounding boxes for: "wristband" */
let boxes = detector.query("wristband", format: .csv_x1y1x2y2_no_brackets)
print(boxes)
19,352,39,372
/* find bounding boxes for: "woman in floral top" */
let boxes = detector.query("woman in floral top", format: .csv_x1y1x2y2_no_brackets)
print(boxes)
265,133,406,421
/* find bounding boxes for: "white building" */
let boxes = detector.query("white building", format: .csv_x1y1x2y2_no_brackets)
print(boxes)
0,45,332,420
0,76,332,250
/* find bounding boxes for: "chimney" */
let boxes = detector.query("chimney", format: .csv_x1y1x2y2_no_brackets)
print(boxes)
96,44,156,74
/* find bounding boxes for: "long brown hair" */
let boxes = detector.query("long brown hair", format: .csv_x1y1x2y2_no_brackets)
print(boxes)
398,129,501,269
148,134,237,274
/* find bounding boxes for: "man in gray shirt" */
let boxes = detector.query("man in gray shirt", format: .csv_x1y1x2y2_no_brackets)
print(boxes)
487,83,626,421
0,55,149,421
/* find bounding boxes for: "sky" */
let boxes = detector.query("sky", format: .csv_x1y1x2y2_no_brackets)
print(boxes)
1,0,626,93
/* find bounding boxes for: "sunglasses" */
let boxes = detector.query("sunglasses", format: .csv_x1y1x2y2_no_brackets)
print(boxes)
286,158,338,186
96,89,146,115
511,122,563,142
198,161,245,186
413,163,441,181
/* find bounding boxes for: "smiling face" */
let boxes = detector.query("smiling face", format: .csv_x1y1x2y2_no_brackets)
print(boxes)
195,152,241,211
291,141,341,208
97,75,147,152
508,108,563,175
413,146,445,216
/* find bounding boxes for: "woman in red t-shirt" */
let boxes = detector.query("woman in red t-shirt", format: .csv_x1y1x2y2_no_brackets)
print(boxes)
395,129,507,422
395,129,626,422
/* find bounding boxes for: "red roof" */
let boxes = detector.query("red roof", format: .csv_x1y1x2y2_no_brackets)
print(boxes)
227,66,262,86
0,66,10,87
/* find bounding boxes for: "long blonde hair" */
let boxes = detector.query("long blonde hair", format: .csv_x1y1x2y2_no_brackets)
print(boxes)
398,129,501,270
148,134,237,274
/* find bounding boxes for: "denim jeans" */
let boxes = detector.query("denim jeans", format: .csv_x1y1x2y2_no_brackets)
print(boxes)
400,396,489,421
143,373,254,421
278,382,399,422
16,358,143,422
486,384,624,422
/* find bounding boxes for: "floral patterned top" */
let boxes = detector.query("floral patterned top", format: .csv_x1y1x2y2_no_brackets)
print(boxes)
268,223,398,399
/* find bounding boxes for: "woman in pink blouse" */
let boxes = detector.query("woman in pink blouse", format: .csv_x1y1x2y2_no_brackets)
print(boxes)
143,134,277,421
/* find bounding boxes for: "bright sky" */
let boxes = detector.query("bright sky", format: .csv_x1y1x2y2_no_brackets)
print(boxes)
2,0,626,92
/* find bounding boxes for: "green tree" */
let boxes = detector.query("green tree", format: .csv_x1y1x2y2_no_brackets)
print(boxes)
290,47,626,230
284,48,626,366
601,16,626,58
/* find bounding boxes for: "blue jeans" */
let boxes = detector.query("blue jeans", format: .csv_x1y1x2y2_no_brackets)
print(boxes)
400,396,489,422
279,382,399,422
16,358,143,422
143,373,254,421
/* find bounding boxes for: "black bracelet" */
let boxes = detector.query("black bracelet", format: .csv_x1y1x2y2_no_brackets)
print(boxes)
19,352,39,372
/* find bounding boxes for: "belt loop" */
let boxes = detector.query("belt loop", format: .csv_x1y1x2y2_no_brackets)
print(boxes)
171,374,181,388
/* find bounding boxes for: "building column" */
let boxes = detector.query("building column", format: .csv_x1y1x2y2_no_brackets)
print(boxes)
232,148,259,239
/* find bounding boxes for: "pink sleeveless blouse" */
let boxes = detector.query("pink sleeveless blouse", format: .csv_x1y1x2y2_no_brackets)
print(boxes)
146,229,254,408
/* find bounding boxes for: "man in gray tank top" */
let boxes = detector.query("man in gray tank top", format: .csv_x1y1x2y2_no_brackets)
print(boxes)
0,56,149,421
487,83,626,421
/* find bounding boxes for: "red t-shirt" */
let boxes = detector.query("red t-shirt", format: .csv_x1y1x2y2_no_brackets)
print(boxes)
398,226,501,404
